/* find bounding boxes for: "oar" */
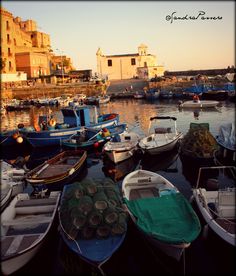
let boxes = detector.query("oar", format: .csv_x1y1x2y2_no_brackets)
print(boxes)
88,130,102,141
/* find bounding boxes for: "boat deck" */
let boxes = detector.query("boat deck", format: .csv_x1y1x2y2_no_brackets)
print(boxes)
1,234,42,258
215,218,236,234
130,187,159,200
38,164,72,177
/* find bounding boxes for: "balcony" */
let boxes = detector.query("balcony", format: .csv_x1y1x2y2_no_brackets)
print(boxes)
7,39,12,45
8,53,13,58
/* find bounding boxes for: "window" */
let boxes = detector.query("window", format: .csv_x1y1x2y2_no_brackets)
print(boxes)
9,61,11,70
131,58,136,65
144,62,147,67
6,21,9,30
7,34,10,42
108,59,112,67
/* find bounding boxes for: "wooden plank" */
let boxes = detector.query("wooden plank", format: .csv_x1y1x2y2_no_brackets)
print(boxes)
15,197,57,207
2,216,52,226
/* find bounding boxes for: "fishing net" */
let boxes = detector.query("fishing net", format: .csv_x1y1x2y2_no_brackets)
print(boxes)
105,189,121,207
96,224,111,239
111,212,128,235
87,210,103,227
81,226,95,239
80,178,100,196
181,124,218,158
60,177,128,240
103,206,119,225
93,191,109,210
77,196,94,215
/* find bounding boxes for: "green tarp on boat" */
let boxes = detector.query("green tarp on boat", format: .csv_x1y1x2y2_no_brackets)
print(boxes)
125,193,201,244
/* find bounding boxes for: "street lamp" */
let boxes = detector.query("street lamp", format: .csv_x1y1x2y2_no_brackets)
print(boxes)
56,48,64,84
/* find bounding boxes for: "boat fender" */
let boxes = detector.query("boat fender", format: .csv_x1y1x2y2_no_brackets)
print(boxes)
49,118,56,127
69,168,75,175
16,136,23,144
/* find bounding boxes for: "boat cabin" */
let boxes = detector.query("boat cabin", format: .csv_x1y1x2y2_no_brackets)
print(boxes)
61,105,98,127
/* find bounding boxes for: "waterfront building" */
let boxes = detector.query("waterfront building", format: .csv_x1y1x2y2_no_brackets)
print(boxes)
0,7,74,82
96,44,165,80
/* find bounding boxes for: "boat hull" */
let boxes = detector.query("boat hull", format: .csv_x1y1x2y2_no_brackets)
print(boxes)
1,239,44,275
25,150,87,191
179,100,219,108
1,192,60,274
192,188,235,246
20,118,119,147
104,147,136,163
139,134,181,155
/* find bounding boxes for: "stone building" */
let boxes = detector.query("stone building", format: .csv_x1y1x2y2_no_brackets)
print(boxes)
96,44,165,80
0,7,73,82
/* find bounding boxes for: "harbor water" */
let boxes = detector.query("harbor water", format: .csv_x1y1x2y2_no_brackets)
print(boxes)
1,98,235,275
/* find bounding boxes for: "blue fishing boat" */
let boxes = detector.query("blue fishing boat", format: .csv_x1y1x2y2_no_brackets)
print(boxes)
0,129,27,147
58,180,127,273
18,105,119,147
62,123,127,151
145,88,160,100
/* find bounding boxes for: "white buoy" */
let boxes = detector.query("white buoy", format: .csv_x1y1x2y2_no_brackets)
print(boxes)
16,136,23,144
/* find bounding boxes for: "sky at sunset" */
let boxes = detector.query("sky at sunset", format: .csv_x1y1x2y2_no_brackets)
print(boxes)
2,1,235,73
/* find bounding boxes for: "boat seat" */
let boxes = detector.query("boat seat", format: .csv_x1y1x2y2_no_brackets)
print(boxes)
1,234,42,258
2,216,51,226
216,191,235,218
15,197,57,208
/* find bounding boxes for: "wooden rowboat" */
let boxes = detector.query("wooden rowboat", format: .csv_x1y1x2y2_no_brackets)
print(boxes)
25,150,87,191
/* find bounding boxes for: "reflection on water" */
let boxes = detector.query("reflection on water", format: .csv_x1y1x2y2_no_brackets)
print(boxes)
1,99,234,138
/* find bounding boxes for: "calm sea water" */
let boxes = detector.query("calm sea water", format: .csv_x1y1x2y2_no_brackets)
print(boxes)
1,98,235,275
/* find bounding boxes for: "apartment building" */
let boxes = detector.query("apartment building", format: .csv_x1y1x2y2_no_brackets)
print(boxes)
0,7,73,82
96,44,165,80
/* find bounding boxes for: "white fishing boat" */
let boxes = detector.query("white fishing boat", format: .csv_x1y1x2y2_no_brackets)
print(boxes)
103,131,140,163
122,169,201,260
138,116,182,155
214,122,235,166
1,182,13,212
178,100,219,108
1,190,61,275
1,160,26,198
192,166,236,247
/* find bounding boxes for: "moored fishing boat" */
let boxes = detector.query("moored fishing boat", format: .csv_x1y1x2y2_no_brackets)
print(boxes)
25,150,87,191
180,122,218,167
122,169,201,260
192,166,235,246
214,122,235,166
178,100,219,109
138,116,182,155
58,178,127,274
1,182,13,212
1,160,26,199
62,123,127,151
18,105,119,147
133,91,145,99
145,89,160,100
103,130,140,163
1,190,61,275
